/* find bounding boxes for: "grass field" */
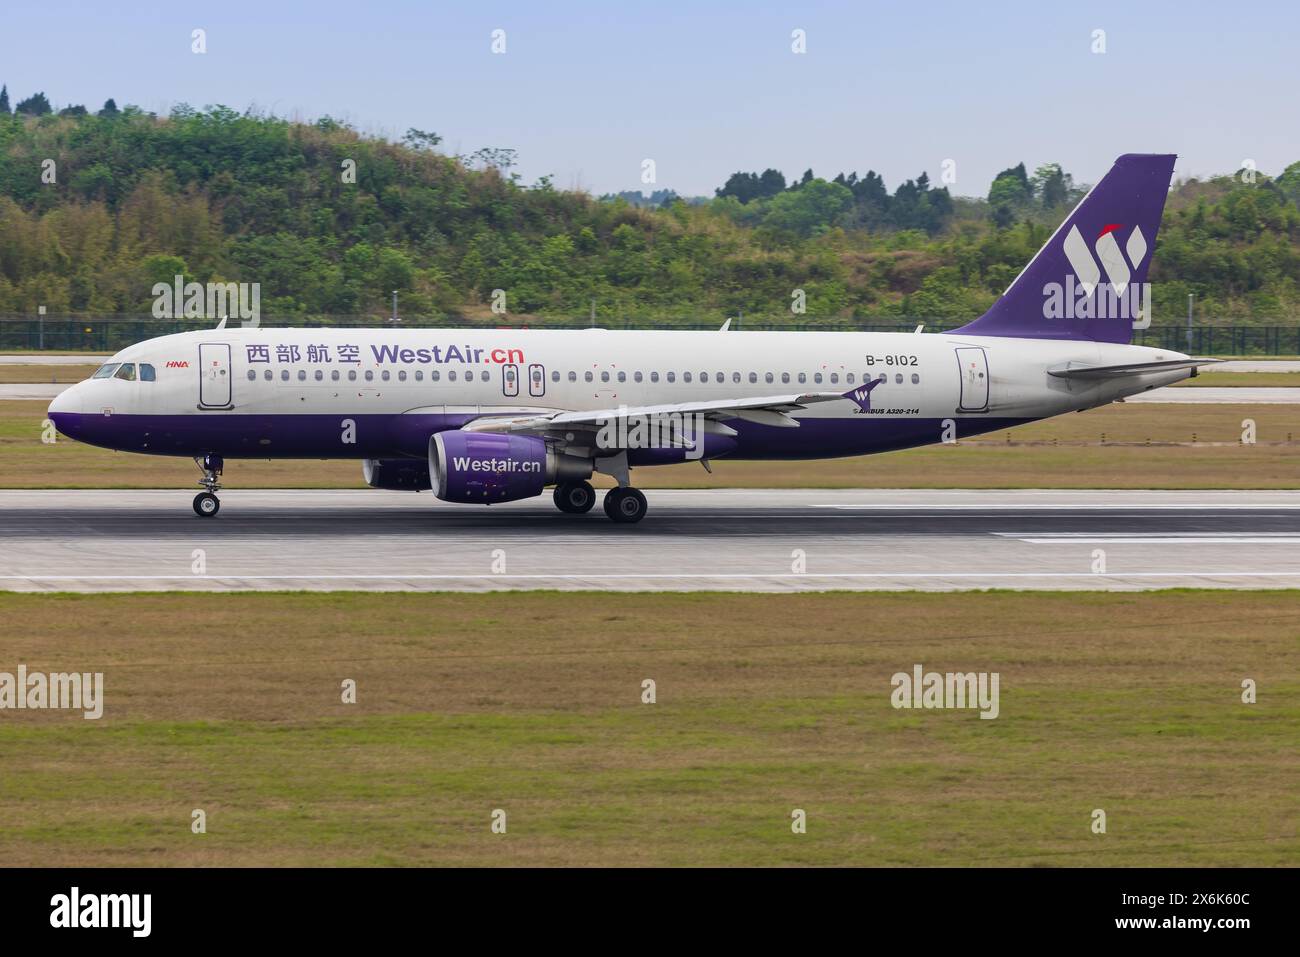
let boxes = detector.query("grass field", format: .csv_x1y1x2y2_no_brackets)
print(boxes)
0,591,1293,866
3,399,1296,489
0,364,99,384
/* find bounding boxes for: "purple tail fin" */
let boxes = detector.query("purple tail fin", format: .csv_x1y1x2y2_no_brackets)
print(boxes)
953,153,1176,344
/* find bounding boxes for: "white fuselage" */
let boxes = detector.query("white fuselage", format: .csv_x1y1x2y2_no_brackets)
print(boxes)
48,327,1193,462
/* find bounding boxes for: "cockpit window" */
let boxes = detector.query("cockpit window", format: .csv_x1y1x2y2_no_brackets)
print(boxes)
140,363,156,382
113,363,137,381
92,363,120,379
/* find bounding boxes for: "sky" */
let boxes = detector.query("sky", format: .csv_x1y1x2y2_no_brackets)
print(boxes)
2,0,1297,198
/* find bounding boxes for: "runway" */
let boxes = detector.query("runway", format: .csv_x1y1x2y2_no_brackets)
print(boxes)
2,488,1299,593
1125,387,1300,403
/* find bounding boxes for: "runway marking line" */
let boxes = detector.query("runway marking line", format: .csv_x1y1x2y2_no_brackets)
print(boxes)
4,571,1300,582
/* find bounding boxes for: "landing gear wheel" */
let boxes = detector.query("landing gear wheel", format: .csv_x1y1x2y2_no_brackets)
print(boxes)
193,492,220,518
603,487,647,524
553,480,596,514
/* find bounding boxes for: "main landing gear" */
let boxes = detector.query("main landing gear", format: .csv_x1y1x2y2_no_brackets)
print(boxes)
603,486,648,524
551,480,648,523
193,453,224,518
553,480,596,514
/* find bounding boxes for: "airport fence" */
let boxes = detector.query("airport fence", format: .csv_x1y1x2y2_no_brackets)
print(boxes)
3,314,1300,356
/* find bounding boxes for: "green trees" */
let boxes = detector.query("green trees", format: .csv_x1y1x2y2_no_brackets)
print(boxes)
0,103,1295,323
716,169,787,203
760,179,853,237
14,92,51,116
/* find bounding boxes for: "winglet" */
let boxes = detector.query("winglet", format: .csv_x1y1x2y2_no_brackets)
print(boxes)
841,377,884,411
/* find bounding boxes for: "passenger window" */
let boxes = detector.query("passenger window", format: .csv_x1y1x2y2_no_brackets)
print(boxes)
264,369,273,381
601,371,610,383
634,371,643,383
911,373,920,384
650,371,659,383
348,370,357,381
331,370,340,381
281,370,290,381
782,373,790,384
431,370,440,381
449,370,457,381
568,371,577,382
684,372,692,383
397,370,406,381
381,370,391,381
814,373,823,384
584,371,593,383
140,364,156,382
551,371,560,382
247,369,257,381
315,370,324,381
734,372,742,383
114,363,136,381
797,372,806,384
765,373,773,384
666,372,675,383
365,370,374,381
830,373,839,384
847,373,856,384
617,371,626,383
415,371,423,381
481,370,490,382
895,373,904,384
298,370,307,381
748,372,757,384
92,363,120,379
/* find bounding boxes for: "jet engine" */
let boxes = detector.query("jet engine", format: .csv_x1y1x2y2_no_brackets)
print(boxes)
362,458,433,491
429,430,591,504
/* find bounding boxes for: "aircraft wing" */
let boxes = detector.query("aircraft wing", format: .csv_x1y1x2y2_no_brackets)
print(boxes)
462,382,883,440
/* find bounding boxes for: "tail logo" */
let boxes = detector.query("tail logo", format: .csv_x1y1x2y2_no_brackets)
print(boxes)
1062,223,1147,296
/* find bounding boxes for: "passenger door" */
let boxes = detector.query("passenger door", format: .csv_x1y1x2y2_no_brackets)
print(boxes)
955,347,989,412
198,342,232,408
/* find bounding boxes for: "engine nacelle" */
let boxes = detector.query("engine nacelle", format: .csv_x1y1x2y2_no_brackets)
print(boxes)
429,430,591,504
362,458,432,491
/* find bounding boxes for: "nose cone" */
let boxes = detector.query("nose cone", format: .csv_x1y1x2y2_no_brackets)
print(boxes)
47,383,85,438
48,383,83,416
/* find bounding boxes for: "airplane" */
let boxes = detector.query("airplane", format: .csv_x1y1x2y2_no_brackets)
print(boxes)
47,153,1212,523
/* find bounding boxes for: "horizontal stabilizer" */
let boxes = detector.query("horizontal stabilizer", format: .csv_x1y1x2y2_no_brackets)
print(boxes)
1047,358,1220,380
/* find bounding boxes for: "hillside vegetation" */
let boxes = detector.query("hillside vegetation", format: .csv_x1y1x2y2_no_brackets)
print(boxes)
2,100,1299,325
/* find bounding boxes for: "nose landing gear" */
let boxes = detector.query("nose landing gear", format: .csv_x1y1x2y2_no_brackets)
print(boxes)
193,454,224,517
